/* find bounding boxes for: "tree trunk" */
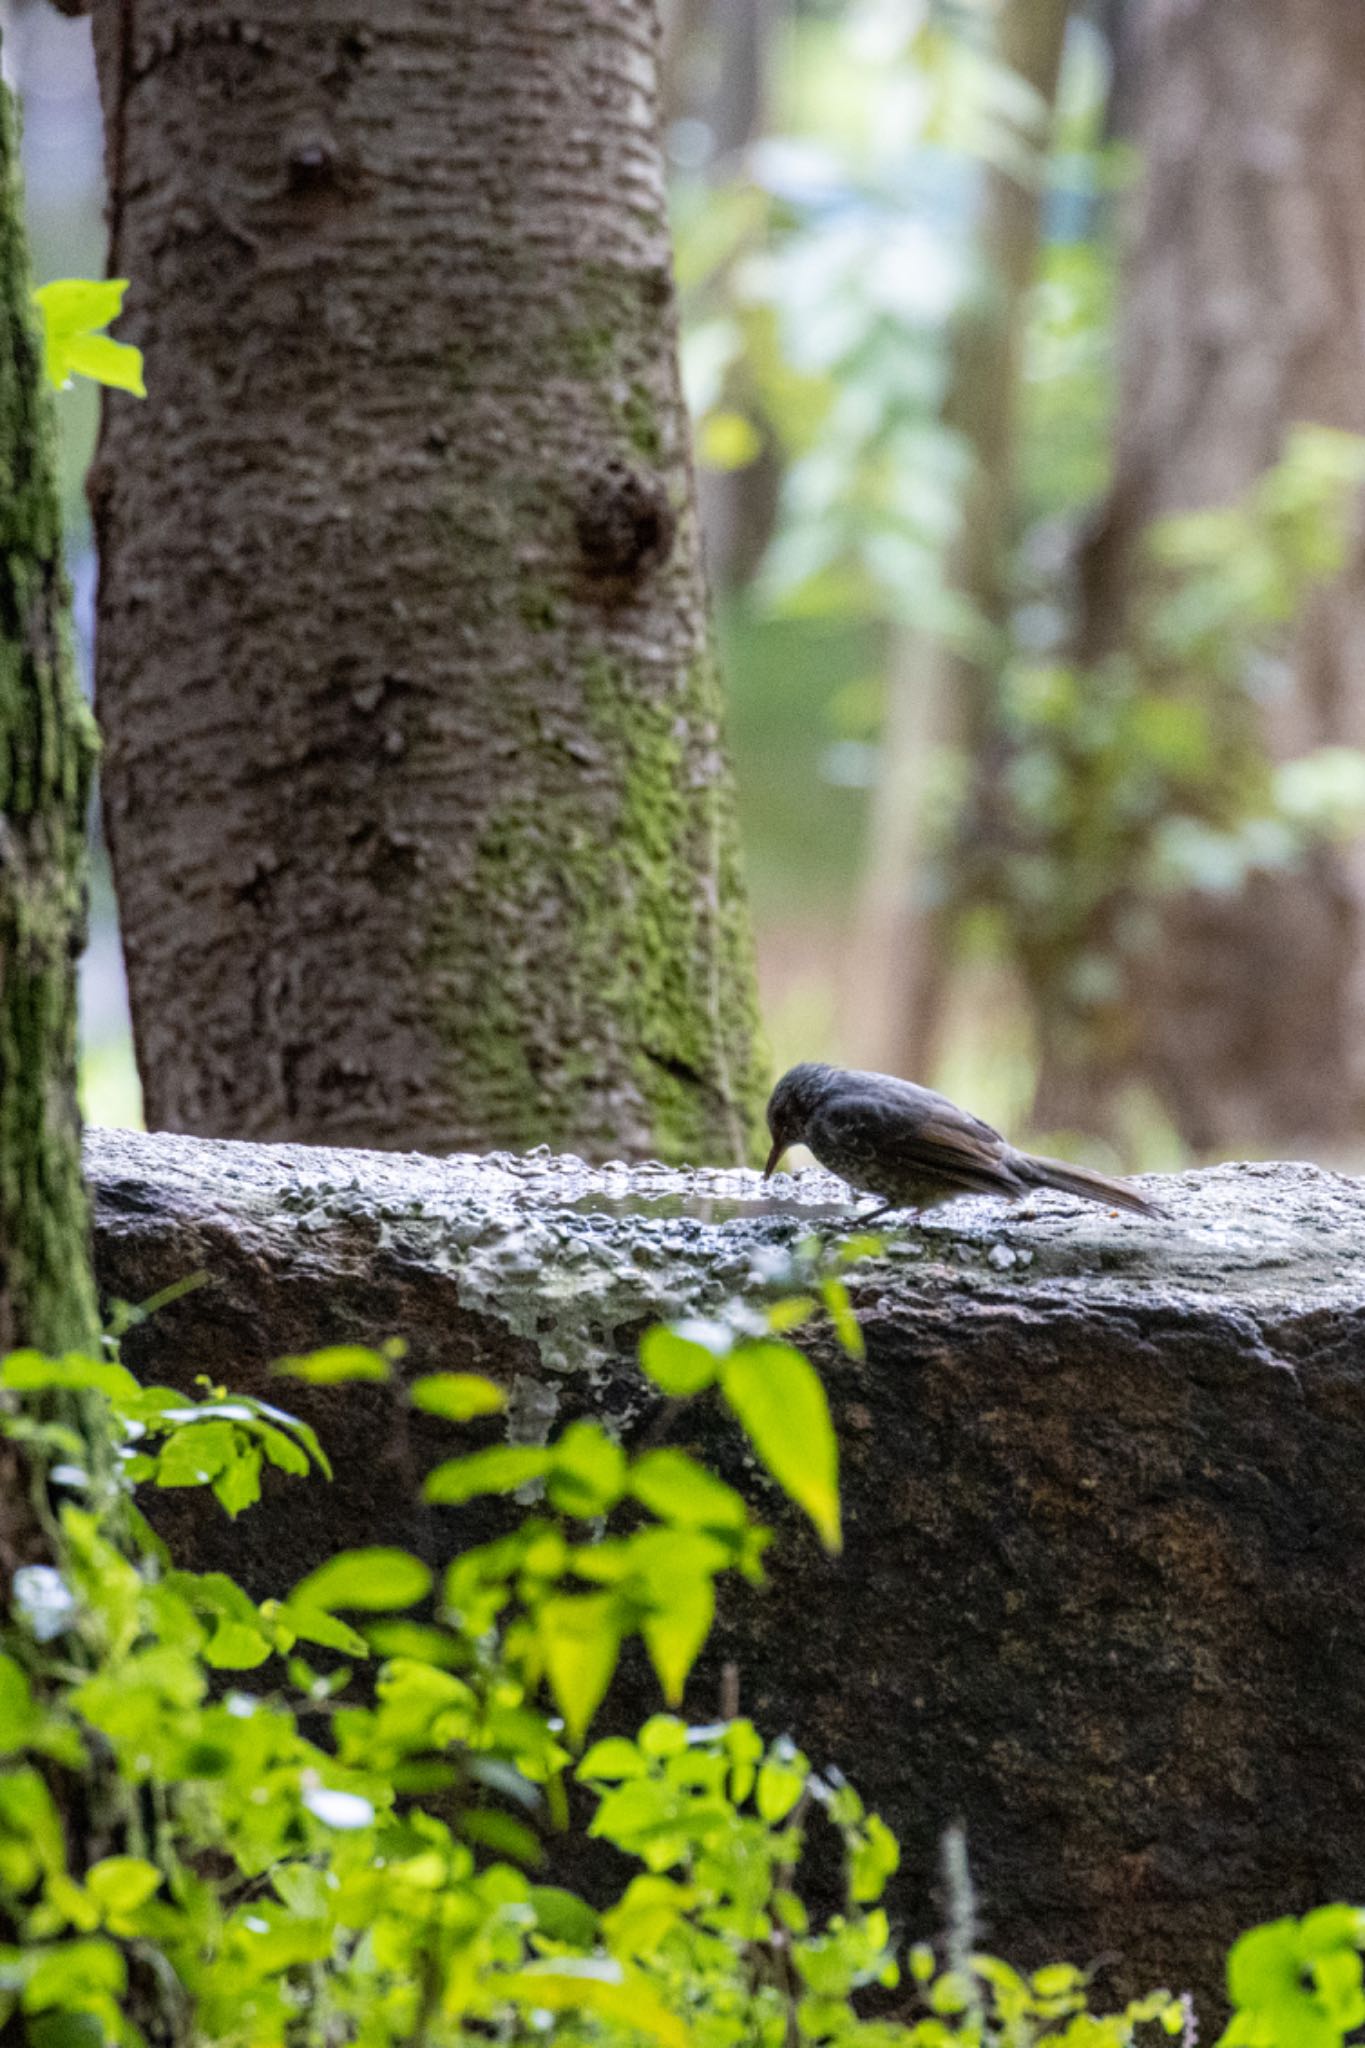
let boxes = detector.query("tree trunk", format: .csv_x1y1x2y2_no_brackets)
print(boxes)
847,0,1072,1081
87,0,764,1166
0,59,98,1365
1072,0,1365,1154
86,1123,1365,2026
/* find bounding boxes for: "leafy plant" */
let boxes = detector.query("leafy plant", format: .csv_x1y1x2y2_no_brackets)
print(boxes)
32,278,145,397
0,1291,1357,2048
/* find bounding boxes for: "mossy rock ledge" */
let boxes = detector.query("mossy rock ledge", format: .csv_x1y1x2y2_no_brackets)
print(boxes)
86,1127,1365,2017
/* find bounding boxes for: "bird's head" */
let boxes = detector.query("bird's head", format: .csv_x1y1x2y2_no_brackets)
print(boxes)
763,1062,835,1178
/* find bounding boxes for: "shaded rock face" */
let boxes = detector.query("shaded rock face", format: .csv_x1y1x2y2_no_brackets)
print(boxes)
86,1129,1365,2016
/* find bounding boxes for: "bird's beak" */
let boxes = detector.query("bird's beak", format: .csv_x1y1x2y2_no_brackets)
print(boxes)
763,1138,785,1179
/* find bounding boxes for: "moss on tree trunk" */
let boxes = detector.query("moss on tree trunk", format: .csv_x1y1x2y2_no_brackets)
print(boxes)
0,60,99,1365
89,0,765,1166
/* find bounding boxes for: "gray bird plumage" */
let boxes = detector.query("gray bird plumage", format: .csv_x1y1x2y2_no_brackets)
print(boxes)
763,1062,1161,1219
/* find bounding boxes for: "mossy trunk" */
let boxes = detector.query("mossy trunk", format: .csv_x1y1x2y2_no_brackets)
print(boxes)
88,0,765,1166
0,60,99,1368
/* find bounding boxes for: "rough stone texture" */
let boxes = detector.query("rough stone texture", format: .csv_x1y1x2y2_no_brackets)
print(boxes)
87,1126,1365,2015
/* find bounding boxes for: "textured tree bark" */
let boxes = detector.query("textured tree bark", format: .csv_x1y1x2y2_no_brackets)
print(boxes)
0,64,99,1366
87,0,764,1166
1071,0,1365,1153
847,0,1072,1081
87,1123,1365,2022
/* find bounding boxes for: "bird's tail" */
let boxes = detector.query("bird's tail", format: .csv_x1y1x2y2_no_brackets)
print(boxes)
1016,1151,1164,1218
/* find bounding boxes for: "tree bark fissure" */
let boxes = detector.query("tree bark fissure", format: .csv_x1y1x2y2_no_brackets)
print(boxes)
89,0,763,1164
84,1122,1365,2021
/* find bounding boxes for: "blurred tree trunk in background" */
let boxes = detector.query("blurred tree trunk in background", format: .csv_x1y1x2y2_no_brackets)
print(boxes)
1064,0,1365,1153
669,0,785,594
87,0,765,1167
0,57,99,1587
847,0,1072,1082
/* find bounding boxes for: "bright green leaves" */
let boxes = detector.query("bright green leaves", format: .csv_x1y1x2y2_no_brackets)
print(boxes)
639,1319,728,1395
548,1421,628,1517
637,1247,861,1553
538,1593,622,1748
629,1448,748,1532
425,1444,551,1505
32,278,145,396
1221,1907,1365,2048
275,1343,397,1384
642,1314,842,1552
410,1372,505,1420
720,1342,841,1551
0,1352,140,1401
291,1549,432,1615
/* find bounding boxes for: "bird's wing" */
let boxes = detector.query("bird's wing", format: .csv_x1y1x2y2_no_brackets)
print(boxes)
810,1087,1028,1199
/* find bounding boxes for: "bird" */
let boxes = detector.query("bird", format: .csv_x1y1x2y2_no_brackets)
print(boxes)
762,1062,1162,1221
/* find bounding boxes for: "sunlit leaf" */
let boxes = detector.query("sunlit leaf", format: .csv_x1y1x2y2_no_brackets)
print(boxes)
0,1352,139,1400
820,1275,865,1360
549,1422,628,1517
410,1372,506,1420
33,277,145,395
720,1343,841,1550
274,1345,392,1384
291,1548,431,1613
578,1737,647,1782
639,1321,729,1396
424,1445,551,1505
86,1855,162,1920
628,1448,748,1531
497,1959,688,2048
539,1593,622,1747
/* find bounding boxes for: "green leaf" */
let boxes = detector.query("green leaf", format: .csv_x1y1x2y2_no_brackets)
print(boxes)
850,1813,901,1902
548,1423,627,1517
461,1808,544,1866
642,1568,713,1707
0,1352,139,1400
639,1321,729,1396
497,1959,688,2048
767,1295,817,1334
539,1594,622,1747
153,1421,235,1487
530,1886,600,1945
0,1656,40,1754
273,1345,392,1384
291,1548,431,1613
33,278,145,395
720,1343,841,1551
424,1445,550,1505
820,1275,865,1360
280,1605,370,1657
756,1756,806,1823
410,1372,506,1420
629,1448,747,1532
577,1737,646,1782
212,1444,262,1518
86,1855,162,1919
202,1619,272,1670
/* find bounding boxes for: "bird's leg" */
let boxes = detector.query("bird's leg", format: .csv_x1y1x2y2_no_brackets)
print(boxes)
852,1200,910,1228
